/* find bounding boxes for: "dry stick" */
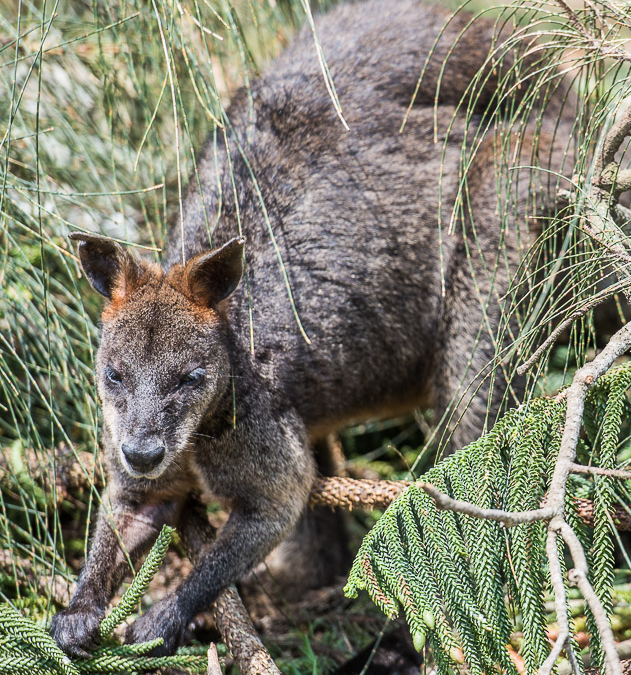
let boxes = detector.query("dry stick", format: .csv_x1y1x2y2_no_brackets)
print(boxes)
547,323,631,517
0,444,100,505
516,291,613,375
552,0,631,64
595,106,631,180
419,482,555,526
541,528,577,674
570,463,631,480
585,109,631,306
207,643,222,675
574,498,631,531
562,521,621,674
212,586,281,675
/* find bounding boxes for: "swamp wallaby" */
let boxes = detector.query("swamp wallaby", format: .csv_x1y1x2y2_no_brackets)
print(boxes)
51,0,572,656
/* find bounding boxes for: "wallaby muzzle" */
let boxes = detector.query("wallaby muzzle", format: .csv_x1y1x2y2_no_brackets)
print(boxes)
121,443,165,475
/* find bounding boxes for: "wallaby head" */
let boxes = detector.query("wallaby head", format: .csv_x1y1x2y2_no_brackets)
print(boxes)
69,232,245,479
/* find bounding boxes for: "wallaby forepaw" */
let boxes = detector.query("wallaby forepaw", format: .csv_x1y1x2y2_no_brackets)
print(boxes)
50,606,103,658
125,599,184,656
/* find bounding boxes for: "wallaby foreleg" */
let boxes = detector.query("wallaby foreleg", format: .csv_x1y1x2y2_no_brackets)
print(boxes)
50,493,181,657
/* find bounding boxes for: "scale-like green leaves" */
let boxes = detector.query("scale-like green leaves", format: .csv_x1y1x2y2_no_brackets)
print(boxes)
99,525,174,638
0,526,207,674
346,362,631,675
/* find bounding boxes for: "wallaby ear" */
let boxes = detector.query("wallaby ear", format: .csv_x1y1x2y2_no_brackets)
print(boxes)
69,232,140,300
186,237,245,307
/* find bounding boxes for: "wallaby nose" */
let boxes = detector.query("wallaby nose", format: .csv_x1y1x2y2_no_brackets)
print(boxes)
121,444,165,473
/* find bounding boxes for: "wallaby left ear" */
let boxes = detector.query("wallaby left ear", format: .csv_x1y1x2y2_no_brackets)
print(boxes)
186,237,245,307
69,232,140,300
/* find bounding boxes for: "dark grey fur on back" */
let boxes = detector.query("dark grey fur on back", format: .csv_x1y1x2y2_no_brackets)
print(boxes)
52,0,572,658
170,0,568,446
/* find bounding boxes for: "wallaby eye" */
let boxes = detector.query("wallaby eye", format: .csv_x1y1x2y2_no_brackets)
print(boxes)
105,367,122,385
179,368,205,388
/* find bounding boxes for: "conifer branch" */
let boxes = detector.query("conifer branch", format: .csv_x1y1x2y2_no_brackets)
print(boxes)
409,97,631,675
541,527,577,675
309,477,412,510
99,525,174,639
419,483,555,526
562,521,621,675
344,359,631,674
570,463,631,480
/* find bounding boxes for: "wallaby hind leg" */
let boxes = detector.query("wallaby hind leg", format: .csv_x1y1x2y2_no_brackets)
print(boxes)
432,266,517,456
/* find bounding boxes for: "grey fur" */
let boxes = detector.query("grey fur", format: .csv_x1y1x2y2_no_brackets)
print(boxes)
51,0,572,656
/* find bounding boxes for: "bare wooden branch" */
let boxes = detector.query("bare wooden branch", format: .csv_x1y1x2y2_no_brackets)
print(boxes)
212,586,281,675
599,167,631,196
420,482,555,527
533,323,631,675
570,463,631,480
585,104,631,304
207,643,222,675
562,522,621,675
541,527,578,675
547,322,631,518
596,106,631,180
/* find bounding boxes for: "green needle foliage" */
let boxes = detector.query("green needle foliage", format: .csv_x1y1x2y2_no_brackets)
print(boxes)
346,361,631,675
0,525,207,674
0,603,79,675
99,524,173,639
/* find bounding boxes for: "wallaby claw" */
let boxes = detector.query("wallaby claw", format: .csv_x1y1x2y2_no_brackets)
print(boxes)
50,605,103,658
125,597,184,657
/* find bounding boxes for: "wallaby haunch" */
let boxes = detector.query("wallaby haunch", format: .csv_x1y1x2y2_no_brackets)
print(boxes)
51,0,570,656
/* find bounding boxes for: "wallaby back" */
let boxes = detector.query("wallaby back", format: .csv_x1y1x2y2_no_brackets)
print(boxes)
168,0,572,449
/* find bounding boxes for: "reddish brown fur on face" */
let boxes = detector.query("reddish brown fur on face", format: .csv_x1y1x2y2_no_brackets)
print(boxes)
101,259,160,321
101,260,219,324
